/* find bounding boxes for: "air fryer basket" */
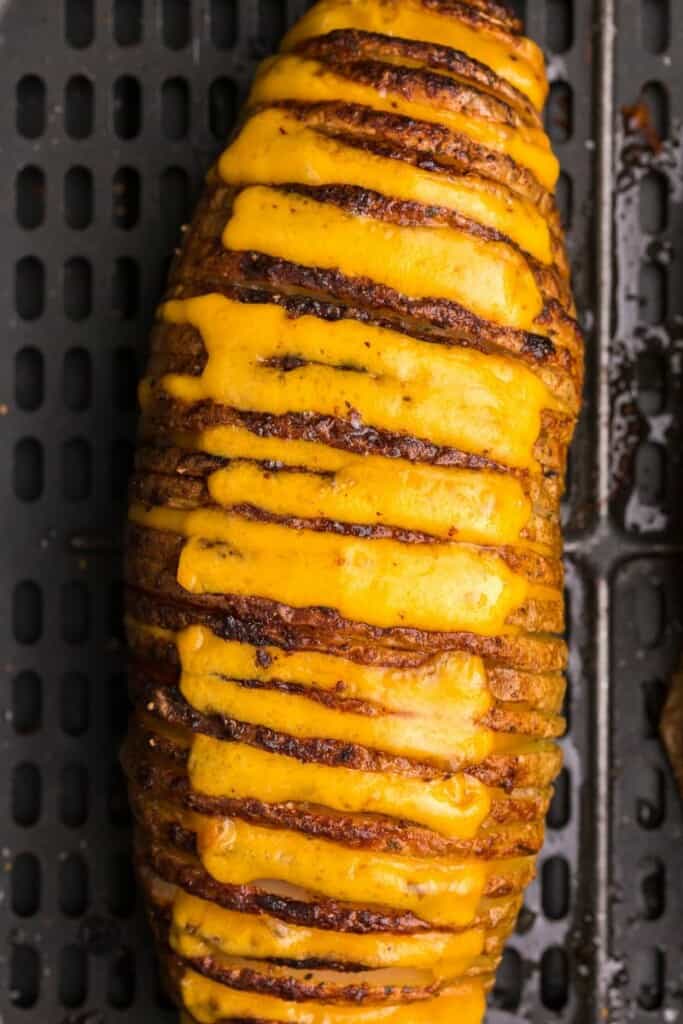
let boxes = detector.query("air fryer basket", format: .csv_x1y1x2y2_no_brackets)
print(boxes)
1,1,682,1021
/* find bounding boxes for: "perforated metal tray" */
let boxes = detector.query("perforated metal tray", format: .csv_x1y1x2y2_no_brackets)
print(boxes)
1,1,682,1022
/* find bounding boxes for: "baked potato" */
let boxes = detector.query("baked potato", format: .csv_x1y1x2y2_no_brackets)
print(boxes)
123,2,582,1020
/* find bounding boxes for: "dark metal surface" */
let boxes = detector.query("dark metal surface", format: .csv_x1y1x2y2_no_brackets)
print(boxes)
0,1,681,1022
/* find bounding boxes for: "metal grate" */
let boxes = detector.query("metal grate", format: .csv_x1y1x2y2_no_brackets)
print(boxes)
0,1,681,1022
607,3,683,1021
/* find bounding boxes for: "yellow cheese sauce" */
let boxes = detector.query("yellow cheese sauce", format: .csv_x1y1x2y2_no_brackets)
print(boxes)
159,295,554,470
282,0,546,111
130,616,561,764
223,187,543,330
249,56,558,189
181,970,487,1023
177,625,491,719
131,617,563,734
218,108,553,263
176,938,442,996
188,737,493,839
170,424,539,549
170,890,485,974
172,425,368,474
208,461,535,549
129,503,533,636
194,816,491,927
179,671,494,765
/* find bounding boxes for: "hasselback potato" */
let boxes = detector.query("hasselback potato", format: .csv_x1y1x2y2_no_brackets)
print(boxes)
123,1,583,1021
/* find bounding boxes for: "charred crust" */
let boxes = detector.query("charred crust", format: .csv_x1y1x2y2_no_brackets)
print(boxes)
132,441,564,516
129,681,455,778
126,613,566,714
124,739,549,860
141,387,573,477
270,101,557,217
128,473,563,584
129,447,563,551
129,472,560,565
140,397,526,473
420,0,524,36
132,786,536,903
294,30,534,122
167,246,582,393
127,456,565,577
125,579,568,674
151,289,577,408
521,332,557,361
144,860,522,945
126,674,565,791
295,52,523,134
124,523,565,637
286,181,509,242
271,183,570,309
136,841,437,934
169,180,581,357
171,949,438,1004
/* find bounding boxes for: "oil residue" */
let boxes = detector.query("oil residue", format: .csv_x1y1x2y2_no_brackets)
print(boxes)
611,86,683,536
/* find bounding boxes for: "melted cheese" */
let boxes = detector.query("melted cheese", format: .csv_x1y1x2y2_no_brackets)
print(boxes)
208,461,534,548
249,56,557,189
171,426,540,550
282,0,547,111
176,937,435,988
194,816,489,927
169,421,532,548
181,970,487,1023
137,621,537,764
173,425,359,473
159,295,553,469
224,187,543,330
170,890,485,974
188,737,492,839
129,503,531,635
177,625,490,717
218,108,553,263
179,674,493,765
